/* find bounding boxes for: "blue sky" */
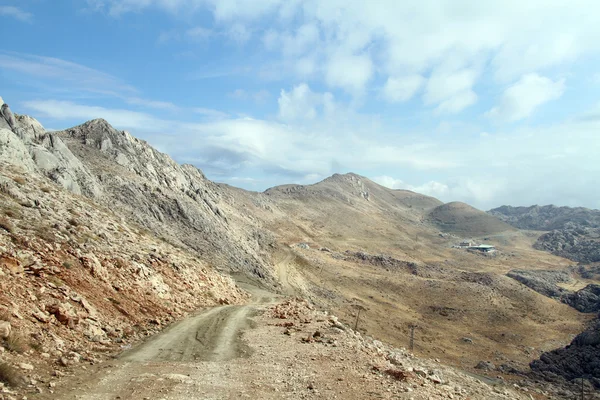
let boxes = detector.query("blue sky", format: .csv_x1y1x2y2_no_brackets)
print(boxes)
1,0,600,210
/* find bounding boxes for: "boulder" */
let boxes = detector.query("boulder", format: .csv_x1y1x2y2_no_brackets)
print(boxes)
475,361,495,371
0,320,11,339
46,303,78,328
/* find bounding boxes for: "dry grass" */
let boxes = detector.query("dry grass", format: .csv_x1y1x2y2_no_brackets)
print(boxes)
0,362,22,387
3,332,28,353
0,308,11,322
0,216,14,233
34,225,55,242
3,206,21,219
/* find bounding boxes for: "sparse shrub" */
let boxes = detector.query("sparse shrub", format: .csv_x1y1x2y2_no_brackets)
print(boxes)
0,217,14,233
4,332,27,353
3,207,21,219
48,276,64,288
29,341,43,352
0,362,22,387
0,308,11,322
34,225,55,241
10,233,27,247
11,176,25,185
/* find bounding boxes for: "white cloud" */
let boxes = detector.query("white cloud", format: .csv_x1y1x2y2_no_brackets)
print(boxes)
435,91,478,114
424,66,480,113
0,52,136,93
187,26,212,40
227,23,251,43
85,0,600,106
278,83,334,121
229,89,271,103
125,97,179,111
372,176,405,189
374,175,505,207
325,52,373,94
0,6,32,22
382,75,424,103
192,107,229,119
22,100,172,131
486,73,565,121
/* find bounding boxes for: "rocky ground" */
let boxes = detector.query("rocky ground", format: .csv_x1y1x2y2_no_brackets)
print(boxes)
0,163,246,398
531,318,600,392
534,227,600,263
507,268,600,312
28,297,551,400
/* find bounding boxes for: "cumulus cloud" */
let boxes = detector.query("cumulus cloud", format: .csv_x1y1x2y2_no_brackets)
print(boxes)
487,73,565,121
0,6,32,22
85,0,600,105
382,75,424,103
374,175,506,207
278,83,335,121
435,91,478,114
325,52,373,94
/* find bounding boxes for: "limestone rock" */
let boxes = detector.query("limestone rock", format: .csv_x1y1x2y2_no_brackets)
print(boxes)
0,320,11,339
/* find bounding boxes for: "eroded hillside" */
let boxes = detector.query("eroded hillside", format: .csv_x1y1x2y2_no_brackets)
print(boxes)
0,162,246,393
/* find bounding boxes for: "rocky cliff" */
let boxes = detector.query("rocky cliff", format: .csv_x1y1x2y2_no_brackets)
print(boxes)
533,227,600,263
2,115,280,286
489,204,600,231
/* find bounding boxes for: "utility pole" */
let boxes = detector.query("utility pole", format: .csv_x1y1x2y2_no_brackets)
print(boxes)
352,304,366,332
409,324,416,352
354,308,361,331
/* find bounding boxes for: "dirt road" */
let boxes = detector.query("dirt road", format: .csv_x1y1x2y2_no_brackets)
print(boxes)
41,283,280,400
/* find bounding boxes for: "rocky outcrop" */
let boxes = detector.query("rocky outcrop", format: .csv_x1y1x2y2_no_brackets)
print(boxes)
489,205,600,231
0,165,247,392
534,227,600,263
530,319,600,389
0,114,278,284
0,115,101,197
54,119,278,284
563,284,600,313
506,269,572,299
507,269,600,313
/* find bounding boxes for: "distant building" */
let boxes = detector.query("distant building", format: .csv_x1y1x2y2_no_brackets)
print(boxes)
468,244,496,253
459,241,475,247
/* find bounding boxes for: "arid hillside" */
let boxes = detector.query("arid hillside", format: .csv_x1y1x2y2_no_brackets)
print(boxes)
0,114,598,399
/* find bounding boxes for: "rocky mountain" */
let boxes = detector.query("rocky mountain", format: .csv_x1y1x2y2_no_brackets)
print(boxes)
489,205,600,230
533,227,600,263
2,115,282,287
490,205,600,263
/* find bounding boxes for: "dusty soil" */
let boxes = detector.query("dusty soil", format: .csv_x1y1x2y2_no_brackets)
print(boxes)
34,292,537,400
